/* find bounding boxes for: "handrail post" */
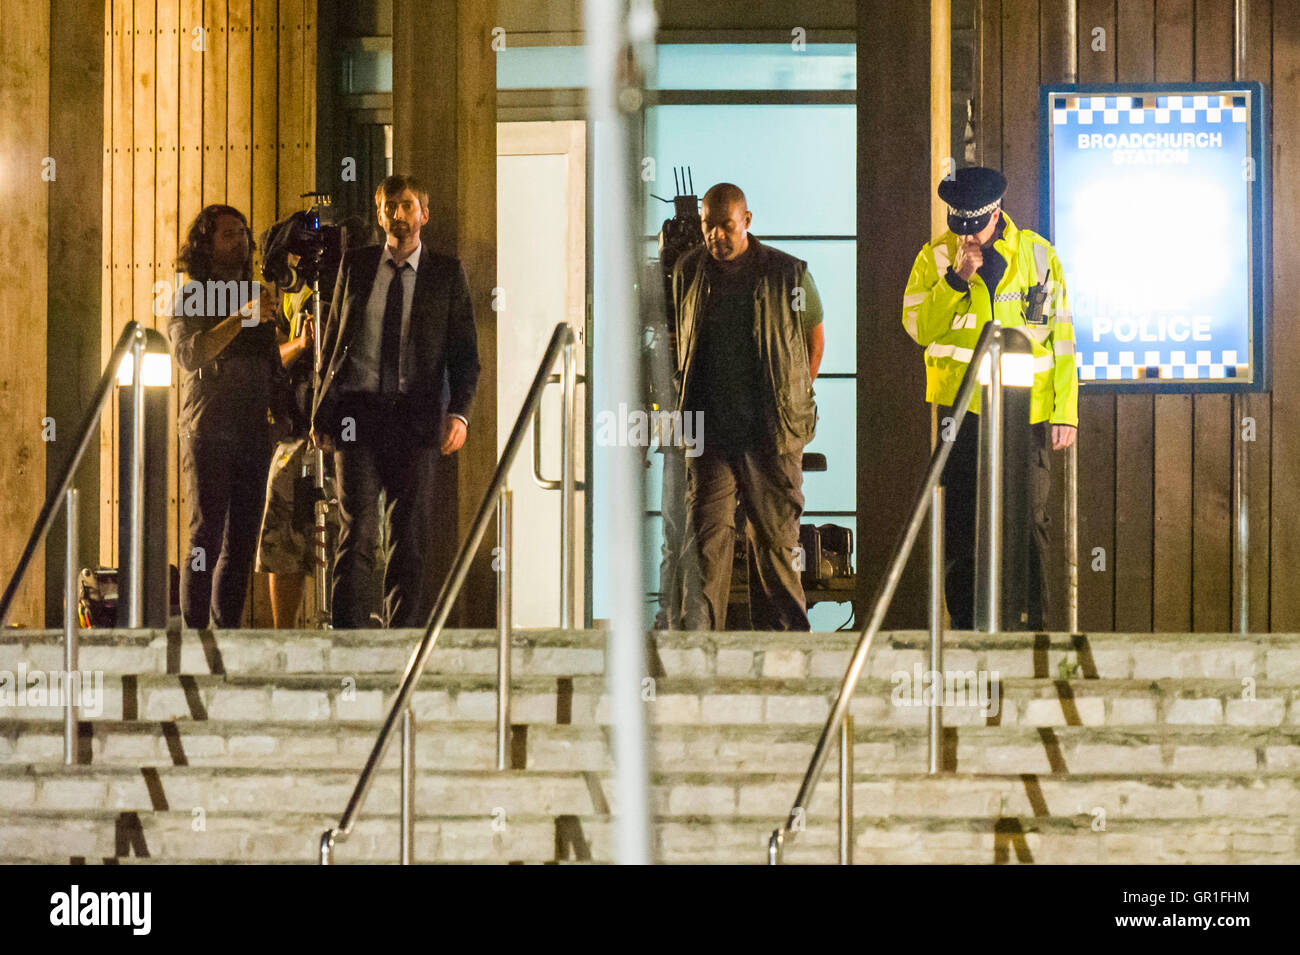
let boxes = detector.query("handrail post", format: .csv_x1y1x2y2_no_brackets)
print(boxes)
838,714,854,865
309,276,332,629
0,321,140,629
928,486,944,775
125,329,147,628
1066,438,1079,633
1234,397,1250,633
561,334,577,629
64,489,79,766
764,322,999,863
496,486,513,771
320,323,578,863
400,707,414,864
976,327,1003,634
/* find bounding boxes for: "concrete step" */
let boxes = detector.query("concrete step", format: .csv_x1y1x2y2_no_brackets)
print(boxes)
4,628,1299,682
3,625,1297,864
2,764,1298,822
1,808,1295,864
4,720,1299,775
4,672,1292,727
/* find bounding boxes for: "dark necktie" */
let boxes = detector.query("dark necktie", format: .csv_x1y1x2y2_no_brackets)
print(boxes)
380,259,405,394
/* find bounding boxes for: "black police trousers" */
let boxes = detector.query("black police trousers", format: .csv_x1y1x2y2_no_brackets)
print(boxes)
940,409,1052,630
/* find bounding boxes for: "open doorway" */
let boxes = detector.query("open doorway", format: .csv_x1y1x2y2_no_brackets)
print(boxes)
496,120,587,627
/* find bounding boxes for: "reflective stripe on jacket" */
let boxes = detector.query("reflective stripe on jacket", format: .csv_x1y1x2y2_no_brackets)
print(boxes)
901,212,1078,426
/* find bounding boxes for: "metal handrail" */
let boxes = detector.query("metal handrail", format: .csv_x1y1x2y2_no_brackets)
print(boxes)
320,321,579,864
767,321,1003,865
0,321,144,626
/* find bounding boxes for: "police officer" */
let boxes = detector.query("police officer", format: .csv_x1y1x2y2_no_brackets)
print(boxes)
902,167,1078,629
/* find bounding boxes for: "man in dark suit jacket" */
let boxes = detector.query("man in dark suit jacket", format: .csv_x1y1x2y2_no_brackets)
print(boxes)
310,174,480,628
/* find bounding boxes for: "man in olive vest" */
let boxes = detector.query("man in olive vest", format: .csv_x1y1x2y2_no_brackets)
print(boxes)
672,183,825,631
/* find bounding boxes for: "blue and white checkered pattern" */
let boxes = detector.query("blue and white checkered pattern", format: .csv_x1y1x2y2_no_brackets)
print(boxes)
1078,349,1246,381
1052,94,1249,126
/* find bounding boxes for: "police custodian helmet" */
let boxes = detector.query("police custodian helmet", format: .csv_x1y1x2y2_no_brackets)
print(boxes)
938,166,1007,235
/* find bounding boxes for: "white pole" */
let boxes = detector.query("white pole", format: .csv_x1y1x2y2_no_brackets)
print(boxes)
586,0,654,864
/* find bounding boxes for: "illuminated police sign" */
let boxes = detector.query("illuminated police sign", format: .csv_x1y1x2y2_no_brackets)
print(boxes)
1040,82,1269,392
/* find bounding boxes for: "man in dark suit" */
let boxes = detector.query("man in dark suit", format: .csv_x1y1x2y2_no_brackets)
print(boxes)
310,174,480,628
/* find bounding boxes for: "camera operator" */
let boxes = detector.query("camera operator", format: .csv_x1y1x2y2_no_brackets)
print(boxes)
168,204,280,629
254,212,366,627
254,264,316,628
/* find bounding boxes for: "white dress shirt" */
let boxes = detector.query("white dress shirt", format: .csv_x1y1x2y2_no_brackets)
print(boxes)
345,241,467,428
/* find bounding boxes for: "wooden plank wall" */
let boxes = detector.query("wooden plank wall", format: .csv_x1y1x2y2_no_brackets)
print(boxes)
101,0,316,624
391,0,499,626
44,0,107,626
977,0,1280,631
0,0,51,626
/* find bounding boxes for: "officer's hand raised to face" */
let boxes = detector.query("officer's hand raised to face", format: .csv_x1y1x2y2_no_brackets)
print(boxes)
954,237,983,282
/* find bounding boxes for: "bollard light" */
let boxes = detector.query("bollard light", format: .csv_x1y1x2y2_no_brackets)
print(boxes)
116,349,174,387
973,323,1036,634
976,325,1036,388
117,327,171,628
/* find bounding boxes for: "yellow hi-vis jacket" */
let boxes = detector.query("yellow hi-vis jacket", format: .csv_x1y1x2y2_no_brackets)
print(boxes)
901,212,1078,427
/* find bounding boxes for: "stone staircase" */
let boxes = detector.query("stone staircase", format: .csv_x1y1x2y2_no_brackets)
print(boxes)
1,626,1298,863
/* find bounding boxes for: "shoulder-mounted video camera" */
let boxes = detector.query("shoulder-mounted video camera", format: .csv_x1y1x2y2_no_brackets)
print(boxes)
260,193,344,294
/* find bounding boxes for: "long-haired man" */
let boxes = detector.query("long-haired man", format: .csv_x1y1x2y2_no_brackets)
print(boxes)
167,204,281,628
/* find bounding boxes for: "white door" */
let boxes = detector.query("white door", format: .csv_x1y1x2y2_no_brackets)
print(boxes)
496,121,587,626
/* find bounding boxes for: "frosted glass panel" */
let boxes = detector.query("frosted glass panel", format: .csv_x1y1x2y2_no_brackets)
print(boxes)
645,105,856,236
776,240,856,374
658,44,855,90
342,50,393,93
802,378,855,513
497,44,855,91
644,513,667,625
645,447,664,510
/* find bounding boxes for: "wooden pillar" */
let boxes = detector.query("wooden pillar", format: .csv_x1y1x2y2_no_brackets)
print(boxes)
1190,0,1235,633
392,0,498,626
1038,0,1073,631
98,0,315,627
1239,0,1272,633
44,0,105,625
858,0,934,627
0,0,51,626
1074,0,1118,633
1151,0,1194,632
1272,3,1300,629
